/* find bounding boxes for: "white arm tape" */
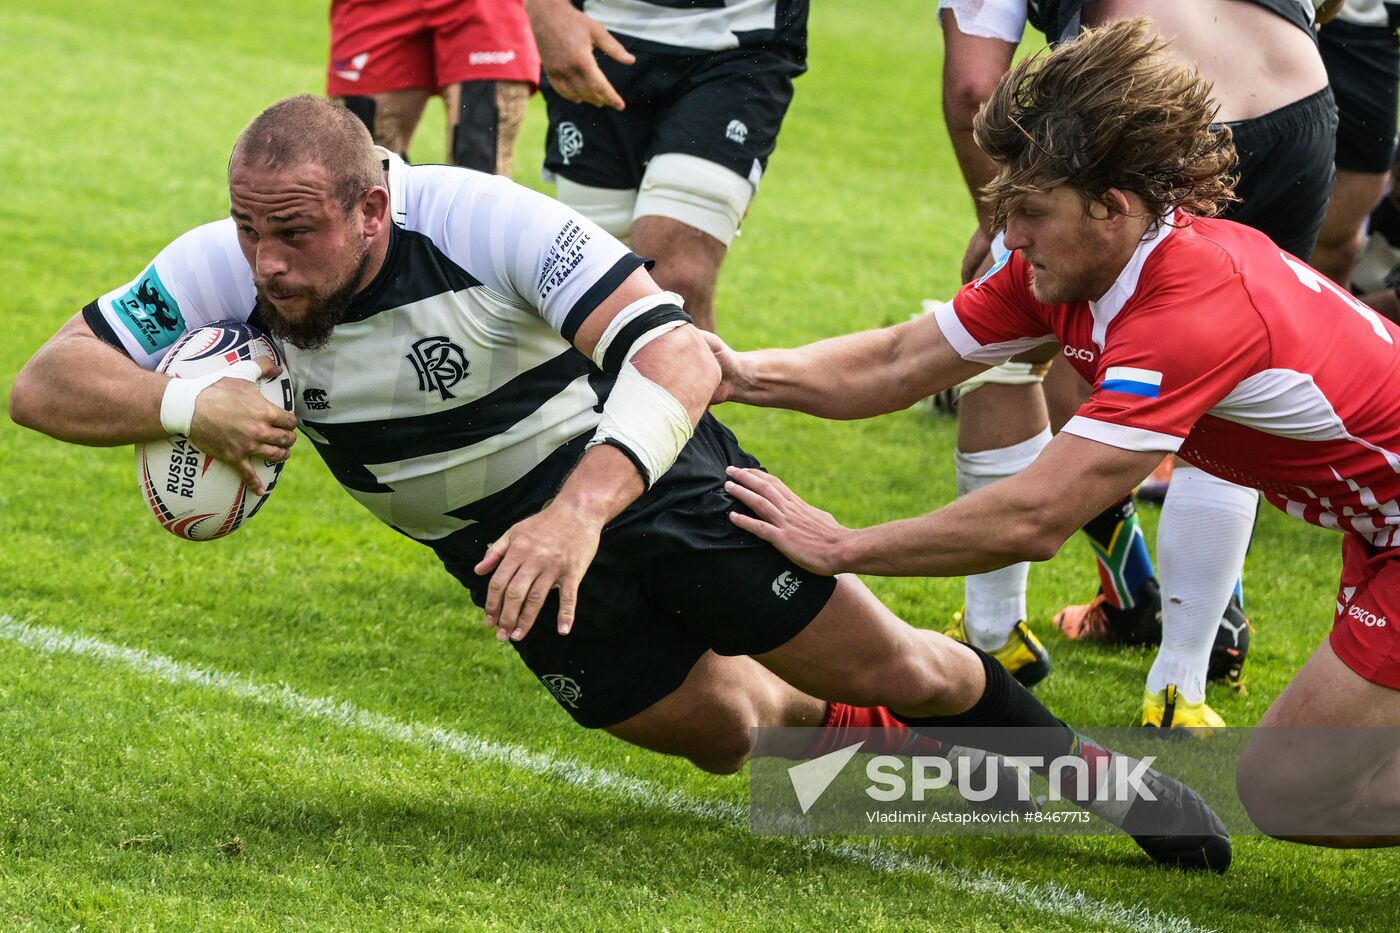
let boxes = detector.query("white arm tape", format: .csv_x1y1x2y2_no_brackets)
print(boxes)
586,358,695,487
159,360,262,436
590,290,686,370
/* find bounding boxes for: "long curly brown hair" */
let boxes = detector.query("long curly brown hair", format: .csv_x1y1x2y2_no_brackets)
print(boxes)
974,18,1238,230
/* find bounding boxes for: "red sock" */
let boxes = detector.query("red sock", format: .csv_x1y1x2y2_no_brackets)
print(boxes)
801,703,945,758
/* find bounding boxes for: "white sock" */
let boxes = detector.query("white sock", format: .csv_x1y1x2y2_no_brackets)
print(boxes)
1147,467,1258,703
955,428,1052,650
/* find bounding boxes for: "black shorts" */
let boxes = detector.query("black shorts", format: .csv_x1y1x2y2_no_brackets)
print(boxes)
1319,19,1400,174
1222,87,1338,259
431,414,838,728
542,39,804,189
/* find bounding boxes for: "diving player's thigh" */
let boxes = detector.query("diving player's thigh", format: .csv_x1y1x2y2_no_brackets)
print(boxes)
753,575,984,717
605,650,824,773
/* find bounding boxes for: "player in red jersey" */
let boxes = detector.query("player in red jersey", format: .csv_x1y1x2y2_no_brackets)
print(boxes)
711,19,1400,846
327,0,540,176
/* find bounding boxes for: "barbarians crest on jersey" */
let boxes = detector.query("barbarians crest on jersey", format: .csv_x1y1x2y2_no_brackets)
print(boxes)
407,335,470,400
542,674,582,709
557,122,583,165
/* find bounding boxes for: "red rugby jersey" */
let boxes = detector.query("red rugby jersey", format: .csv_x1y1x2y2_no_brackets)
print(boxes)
936,214,1400,545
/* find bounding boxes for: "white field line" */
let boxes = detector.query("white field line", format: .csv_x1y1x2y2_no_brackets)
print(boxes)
0,616,1211,933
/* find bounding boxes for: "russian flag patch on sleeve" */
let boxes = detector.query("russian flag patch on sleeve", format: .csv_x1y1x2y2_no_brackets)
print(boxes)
1101,366,1162,398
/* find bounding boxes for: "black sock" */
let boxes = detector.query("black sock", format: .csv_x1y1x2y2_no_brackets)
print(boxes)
891,646,1089,770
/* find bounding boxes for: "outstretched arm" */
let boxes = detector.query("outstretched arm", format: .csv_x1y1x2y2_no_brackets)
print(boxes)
10,312,296,492
725,432,1165,577
709,309,988,420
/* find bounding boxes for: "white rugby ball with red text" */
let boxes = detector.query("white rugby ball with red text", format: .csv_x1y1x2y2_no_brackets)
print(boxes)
135,321,294,541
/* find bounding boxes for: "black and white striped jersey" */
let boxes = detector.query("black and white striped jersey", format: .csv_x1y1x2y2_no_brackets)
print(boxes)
84,153,661,543
580,0,807,56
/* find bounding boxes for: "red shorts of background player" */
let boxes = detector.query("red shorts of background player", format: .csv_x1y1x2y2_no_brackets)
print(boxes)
1331,534,1400,690
327,0,540,97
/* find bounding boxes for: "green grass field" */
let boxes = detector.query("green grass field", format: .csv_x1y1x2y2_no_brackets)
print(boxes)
2,1,1395,929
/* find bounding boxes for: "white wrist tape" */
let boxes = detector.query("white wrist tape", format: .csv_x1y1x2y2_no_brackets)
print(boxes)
587,358,695,486
159,360,262,436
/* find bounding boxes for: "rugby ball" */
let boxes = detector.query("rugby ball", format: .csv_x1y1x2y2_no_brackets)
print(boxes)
135,321,294,540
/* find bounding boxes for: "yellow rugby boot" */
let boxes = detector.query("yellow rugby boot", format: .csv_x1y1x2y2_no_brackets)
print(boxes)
1141,684,1227,733
944,611,1052,688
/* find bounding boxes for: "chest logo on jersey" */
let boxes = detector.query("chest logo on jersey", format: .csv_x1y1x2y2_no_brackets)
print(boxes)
112,265,186,352
407,336,470,400
1063,345,1095,362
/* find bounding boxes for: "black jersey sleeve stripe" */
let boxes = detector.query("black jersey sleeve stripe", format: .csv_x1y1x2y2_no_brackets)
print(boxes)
82,301,134,358
303,350,600,466
560,253,652,344
600,305,691,374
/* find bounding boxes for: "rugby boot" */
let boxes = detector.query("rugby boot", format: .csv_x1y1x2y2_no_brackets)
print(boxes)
944,611,1052,688
1208,593,1251,690
1141,684,1227,732
1053,578,1163,646
1116,763,1232,873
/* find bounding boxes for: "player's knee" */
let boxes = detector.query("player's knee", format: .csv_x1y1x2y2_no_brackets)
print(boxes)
555,177,638,243
840,649,957,714
635,153,753,249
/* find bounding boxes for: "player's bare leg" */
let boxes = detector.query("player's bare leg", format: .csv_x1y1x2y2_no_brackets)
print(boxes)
441,79,532,176
334,89,431,160
949,376,1053,684
631,215,727,332
605,651,826,774
1311,168,1389,289
604,644,948,774
1238,641,1400,846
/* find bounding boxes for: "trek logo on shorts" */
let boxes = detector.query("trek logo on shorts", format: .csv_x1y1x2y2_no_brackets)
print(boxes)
557,122,583,165
542,674,582,709
112,266,185,353
407,336,470,400
726,119,749,145
772,570,802,601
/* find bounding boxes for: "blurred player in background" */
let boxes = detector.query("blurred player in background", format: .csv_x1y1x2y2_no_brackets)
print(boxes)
327,0,540,176
525,0,808,332
934,0,1336,730
1310,0,1400,289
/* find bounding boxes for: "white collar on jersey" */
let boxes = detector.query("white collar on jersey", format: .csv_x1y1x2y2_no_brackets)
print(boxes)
374,145,409,227
1087,211,1177,348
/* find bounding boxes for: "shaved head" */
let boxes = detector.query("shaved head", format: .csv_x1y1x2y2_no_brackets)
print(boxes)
230,94,384,214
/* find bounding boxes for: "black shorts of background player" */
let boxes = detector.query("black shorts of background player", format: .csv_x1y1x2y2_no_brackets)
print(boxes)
1310,5,1400,289
526,0,807,333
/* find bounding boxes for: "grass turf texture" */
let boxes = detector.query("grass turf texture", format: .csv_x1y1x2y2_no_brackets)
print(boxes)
0,0,1392,929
